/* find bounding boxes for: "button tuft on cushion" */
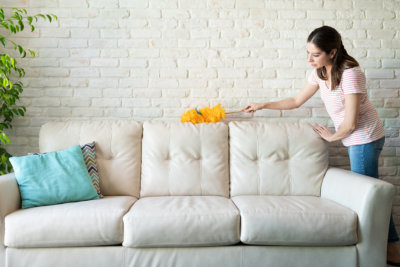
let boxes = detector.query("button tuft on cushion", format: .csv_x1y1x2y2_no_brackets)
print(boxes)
249,156,257,161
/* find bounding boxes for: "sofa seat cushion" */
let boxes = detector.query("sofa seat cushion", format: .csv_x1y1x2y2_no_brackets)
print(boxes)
4,196,136,248
232,195,358,246
123,196,240,247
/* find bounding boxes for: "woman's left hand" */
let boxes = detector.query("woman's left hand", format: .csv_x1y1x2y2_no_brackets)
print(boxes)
313,124,334,142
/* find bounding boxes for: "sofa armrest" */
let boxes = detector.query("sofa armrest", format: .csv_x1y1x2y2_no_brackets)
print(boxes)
0,173,20,267
321,167,395,267
0,173,20,218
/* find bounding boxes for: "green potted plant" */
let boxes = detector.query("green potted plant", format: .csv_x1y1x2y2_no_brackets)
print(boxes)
0,7,57,174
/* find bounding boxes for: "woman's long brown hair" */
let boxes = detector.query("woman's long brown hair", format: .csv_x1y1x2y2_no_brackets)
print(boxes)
307,26,359,90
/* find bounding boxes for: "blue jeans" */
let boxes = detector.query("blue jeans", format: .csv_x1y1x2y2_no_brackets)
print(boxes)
348,137,399,243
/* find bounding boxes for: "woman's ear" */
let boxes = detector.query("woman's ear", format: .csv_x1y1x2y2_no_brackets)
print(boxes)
330,48,337,59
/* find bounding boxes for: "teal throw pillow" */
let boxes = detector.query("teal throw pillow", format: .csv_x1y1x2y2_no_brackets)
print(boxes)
10,145,99,209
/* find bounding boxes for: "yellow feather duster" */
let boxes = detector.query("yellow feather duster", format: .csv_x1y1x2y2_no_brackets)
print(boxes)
181,104,240,124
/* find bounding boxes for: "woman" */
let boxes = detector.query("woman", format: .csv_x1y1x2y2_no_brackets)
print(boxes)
242,25,400,266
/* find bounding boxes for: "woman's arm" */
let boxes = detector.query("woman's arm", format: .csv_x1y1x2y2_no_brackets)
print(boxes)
242,82,319,112
313,93,361,142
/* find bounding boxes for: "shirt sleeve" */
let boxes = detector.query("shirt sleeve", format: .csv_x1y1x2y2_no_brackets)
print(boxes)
307,69,319,85
341,67,367,94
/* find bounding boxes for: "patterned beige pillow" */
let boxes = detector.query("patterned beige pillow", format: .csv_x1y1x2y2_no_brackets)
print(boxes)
81,142,103,198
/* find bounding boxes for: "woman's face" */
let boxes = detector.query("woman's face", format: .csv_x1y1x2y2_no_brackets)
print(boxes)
306,42,333,69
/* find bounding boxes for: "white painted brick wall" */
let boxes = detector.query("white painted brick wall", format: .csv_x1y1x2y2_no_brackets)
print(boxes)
2,0,400,226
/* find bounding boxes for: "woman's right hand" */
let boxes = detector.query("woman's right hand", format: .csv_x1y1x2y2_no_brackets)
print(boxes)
241,102,265,113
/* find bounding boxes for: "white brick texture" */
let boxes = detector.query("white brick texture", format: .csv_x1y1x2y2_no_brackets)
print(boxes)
2,0,400,226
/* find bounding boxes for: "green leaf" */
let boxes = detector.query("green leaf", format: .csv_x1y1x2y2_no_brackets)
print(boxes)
0,132,10,145
11,41,17,50
10,24,16,33
17,68,25,77
13,11,23,22
1,55,6,66
46,14,52,22
1,21,9,30
28,49,36,57
18,20,24,31
0,36,5,47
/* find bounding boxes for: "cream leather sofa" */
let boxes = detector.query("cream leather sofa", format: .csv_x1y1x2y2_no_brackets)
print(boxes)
0,120,395,267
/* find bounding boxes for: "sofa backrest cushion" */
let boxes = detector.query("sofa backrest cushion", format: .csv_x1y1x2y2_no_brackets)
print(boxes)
140,121,229,197
39,120,142,197
229,121,328,197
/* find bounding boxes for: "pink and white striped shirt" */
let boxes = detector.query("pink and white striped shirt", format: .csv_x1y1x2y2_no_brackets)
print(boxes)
308,66,385,146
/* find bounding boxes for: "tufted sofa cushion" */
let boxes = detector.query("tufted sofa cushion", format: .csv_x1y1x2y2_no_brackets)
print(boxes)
140,121,229,197
39,120,142,197
229,121,329,197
